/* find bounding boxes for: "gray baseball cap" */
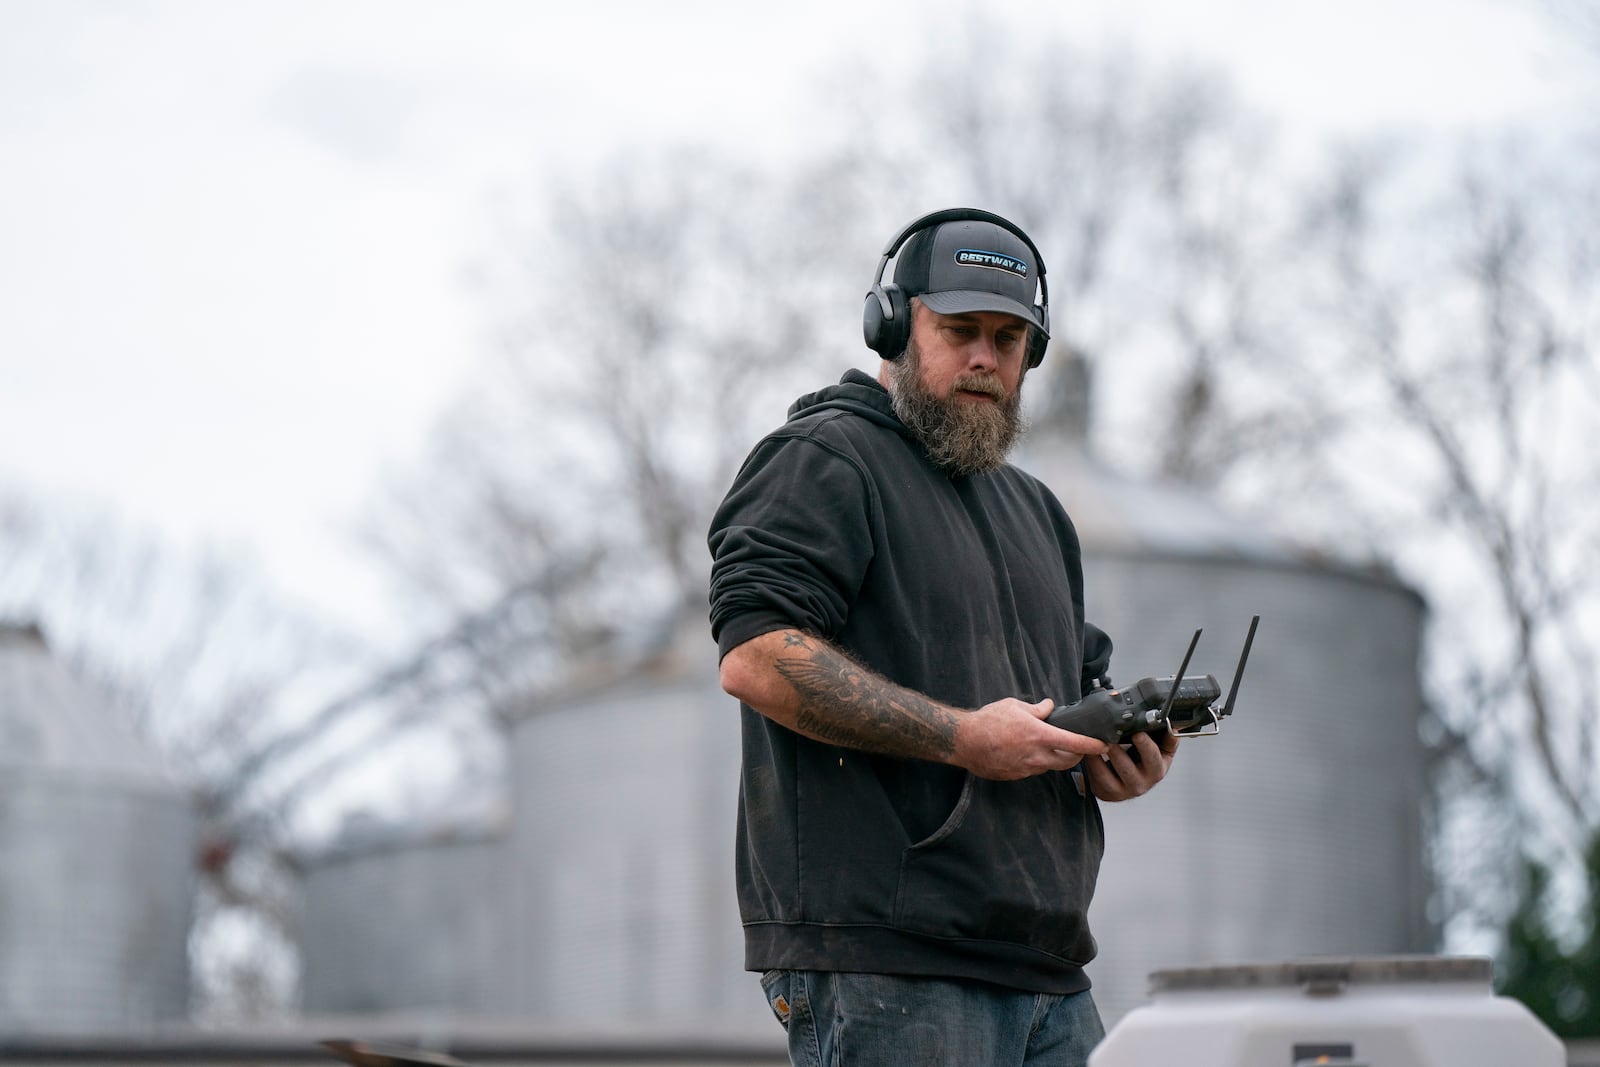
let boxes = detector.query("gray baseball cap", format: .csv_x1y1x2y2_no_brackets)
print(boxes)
893,218,1048,336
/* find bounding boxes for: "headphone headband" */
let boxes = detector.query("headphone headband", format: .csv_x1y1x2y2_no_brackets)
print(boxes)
871,208,1051,299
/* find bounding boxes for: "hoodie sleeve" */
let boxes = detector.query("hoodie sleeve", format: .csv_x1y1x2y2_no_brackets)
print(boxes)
707,428,876,661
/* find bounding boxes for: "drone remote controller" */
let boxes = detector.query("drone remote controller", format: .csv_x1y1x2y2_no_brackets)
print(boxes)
1047,616,1259,745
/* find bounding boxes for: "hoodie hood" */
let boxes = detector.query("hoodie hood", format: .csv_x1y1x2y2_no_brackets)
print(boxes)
786,369,909,436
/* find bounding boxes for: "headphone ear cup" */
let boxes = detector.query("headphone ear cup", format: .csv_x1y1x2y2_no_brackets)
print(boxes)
1026,303,1050,368
862,288,889,355
863,284,911,358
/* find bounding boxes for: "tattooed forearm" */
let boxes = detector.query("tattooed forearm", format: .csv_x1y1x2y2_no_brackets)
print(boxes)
775,632,958,760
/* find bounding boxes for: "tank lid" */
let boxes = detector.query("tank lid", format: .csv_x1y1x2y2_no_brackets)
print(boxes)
1150,955,1492,995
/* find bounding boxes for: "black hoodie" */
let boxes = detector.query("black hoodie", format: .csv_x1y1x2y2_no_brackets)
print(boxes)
707,369,1107,993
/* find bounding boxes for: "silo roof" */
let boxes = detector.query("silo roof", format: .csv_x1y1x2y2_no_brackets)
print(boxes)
1016,441,1300,562
0,622,183,793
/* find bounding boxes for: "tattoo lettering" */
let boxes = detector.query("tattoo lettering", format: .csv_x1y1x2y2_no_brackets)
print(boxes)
775,634,957,760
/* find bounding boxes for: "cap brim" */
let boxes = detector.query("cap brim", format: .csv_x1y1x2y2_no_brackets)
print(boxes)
918,290,1047,335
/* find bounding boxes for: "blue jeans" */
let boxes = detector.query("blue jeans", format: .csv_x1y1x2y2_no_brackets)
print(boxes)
760,970,1105,1067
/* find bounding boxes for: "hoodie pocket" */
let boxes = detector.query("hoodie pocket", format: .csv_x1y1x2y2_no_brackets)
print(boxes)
892,774,1101,958
906,772,976,850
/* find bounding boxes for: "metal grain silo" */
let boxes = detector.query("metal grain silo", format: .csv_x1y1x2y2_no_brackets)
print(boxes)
502,622,769,1034
296,809,510,1016
1021,441,1431,1025
0,622,195,1032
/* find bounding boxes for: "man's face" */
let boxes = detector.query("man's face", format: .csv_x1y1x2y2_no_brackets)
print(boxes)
884,301,1030,476
904,302,1031,403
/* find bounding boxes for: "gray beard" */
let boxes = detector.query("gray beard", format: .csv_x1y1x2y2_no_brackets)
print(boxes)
887,340,1026,476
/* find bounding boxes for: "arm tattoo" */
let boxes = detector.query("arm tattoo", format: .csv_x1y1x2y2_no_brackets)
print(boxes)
774,633,958,760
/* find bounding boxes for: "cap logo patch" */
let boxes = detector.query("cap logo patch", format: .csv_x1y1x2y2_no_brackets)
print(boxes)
954,248,1028,278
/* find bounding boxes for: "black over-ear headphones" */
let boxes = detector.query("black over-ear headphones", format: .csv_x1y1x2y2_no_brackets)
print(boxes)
862,207,1052,368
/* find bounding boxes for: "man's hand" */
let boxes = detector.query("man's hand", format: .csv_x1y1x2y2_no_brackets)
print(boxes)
953,697,1110,781
1082,730,1179,801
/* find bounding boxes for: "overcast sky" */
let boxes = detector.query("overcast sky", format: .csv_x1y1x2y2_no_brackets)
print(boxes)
0,0,1588,641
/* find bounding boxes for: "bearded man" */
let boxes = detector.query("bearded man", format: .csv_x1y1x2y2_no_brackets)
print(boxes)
706,209,1180,1067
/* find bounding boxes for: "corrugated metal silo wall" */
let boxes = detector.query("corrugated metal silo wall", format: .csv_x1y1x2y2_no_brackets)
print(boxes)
1080,551,1432,1025
299,834,509,1016
0,775,194,1032
505,663,772,1034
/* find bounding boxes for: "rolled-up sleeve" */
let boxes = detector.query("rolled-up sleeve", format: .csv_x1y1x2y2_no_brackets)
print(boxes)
707,432,875,661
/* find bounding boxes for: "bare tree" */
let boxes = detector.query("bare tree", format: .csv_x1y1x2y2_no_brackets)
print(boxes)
1272,133,1600,945
365,143,873,703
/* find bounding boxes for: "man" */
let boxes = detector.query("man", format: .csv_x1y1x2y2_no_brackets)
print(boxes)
706,209,1178,1066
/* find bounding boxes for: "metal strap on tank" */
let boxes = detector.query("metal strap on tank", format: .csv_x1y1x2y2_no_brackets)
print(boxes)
1148,956,1494,997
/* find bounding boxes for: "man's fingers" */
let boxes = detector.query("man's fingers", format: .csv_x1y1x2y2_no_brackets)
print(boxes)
1048,732,1109,757
1014,696,1105,757
1042,749,1085,772
1102,739,1141,777
1081,751,1129,800
1033,699,1113,757
1127,731,1161,763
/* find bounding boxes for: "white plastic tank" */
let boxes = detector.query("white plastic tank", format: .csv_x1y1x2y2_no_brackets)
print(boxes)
1089,956,1563,1067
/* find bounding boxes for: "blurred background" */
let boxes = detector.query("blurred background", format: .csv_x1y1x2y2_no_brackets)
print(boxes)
2,0,1598,1062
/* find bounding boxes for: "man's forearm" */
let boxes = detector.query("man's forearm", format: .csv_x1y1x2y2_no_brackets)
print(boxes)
722,629,959,762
